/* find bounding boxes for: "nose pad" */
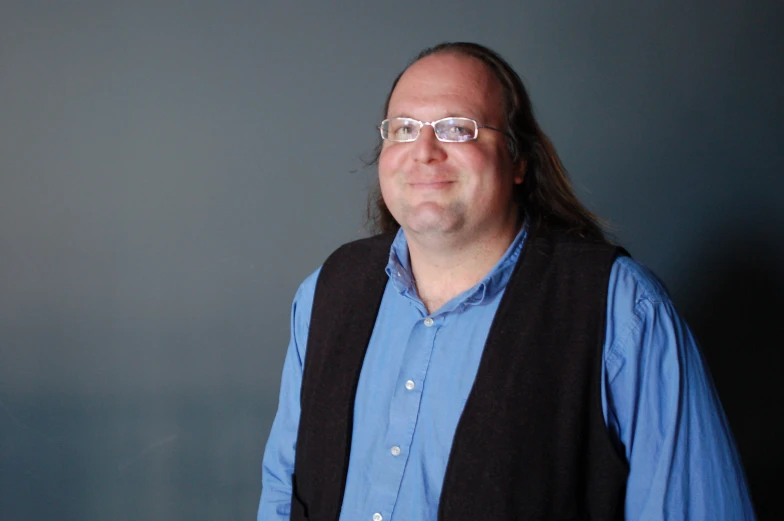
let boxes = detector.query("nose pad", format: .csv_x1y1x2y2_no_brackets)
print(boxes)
418,123,439,142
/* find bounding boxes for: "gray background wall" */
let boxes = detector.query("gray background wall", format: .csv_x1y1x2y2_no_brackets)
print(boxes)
1,1,782,520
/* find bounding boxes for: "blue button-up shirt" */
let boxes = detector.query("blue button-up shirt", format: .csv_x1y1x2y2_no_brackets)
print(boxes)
259,226,756,521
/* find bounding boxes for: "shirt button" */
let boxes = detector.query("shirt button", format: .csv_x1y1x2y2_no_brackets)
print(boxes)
405,380,415,390
390,446,401,456
423,317,434,327
373,513,383,521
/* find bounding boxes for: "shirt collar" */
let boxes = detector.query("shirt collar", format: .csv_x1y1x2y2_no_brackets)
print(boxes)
385,221,529,308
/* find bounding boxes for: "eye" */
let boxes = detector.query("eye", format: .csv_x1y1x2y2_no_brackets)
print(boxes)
437,118,476,141
386,118,419,141
396,125,414,138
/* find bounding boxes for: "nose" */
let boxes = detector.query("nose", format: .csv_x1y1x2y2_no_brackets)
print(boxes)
412,124,447,164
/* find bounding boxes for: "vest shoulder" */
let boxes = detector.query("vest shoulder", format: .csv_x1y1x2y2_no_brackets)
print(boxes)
323,232,396,267
530,228,628,258
315,233,396,287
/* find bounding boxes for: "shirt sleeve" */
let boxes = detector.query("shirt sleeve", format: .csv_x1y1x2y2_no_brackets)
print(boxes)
602,257,757,520
257,267,321,521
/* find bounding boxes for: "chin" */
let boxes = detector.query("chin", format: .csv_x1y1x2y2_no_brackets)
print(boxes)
405,216,464,237
397,201,461,230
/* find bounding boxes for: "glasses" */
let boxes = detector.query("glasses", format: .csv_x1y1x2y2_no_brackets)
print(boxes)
379,117,507,143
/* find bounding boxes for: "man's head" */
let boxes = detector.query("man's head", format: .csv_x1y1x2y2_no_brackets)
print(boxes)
369,42,606,242
378,51,523,242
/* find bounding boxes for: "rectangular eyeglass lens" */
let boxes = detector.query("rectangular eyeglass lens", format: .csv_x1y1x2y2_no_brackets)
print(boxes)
434,118,476,142
385,118,418,141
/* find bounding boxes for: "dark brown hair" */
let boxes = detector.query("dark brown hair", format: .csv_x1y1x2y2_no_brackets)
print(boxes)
367,42,608,242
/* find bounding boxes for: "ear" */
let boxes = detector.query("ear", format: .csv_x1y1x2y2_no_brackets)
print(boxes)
513,160,526,185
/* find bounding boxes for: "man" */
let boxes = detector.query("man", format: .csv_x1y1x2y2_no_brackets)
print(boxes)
258,42,756,520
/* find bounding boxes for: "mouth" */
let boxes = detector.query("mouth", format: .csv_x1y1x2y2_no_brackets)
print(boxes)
407,180,455,189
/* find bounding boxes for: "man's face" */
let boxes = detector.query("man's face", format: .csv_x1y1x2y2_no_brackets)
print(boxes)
378,53,523,240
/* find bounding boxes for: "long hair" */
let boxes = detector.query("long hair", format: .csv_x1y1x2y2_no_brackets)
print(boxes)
367,42,608,242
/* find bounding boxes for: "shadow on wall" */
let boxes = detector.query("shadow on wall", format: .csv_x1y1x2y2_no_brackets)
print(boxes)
679,223,784,521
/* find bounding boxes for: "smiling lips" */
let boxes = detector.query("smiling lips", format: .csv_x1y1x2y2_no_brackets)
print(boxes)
407,179,455,189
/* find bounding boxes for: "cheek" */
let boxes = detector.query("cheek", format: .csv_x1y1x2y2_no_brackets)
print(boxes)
377,149,398,201
459,149,501,182
378,147,398,180
465,150,516,198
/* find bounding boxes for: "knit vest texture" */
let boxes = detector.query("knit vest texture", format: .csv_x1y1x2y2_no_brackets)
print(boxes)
291,229,629,521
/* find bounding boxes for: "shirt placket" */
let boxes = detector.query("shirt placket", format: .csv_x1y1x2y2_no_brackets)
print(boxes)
366,313,443,521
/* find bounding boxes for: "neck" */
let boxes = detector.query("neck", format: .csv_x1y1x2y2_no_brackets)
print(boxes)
404,217,521,314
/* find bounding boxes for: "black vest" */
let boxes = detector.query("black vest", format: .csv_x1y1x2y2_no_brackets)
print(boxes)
291,229,629,521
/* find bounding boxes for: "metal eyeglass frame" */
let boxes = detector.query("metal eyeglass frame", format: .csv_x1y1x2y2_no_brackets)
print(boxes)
379,116,508,143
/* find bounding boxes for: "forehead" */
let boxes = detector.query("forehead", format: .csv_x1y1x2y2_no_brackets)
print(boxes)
387,53,505,121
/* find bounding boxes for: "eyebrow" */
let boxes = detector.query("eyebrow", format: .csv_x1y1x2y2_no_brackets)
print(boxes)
385,114,479,121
